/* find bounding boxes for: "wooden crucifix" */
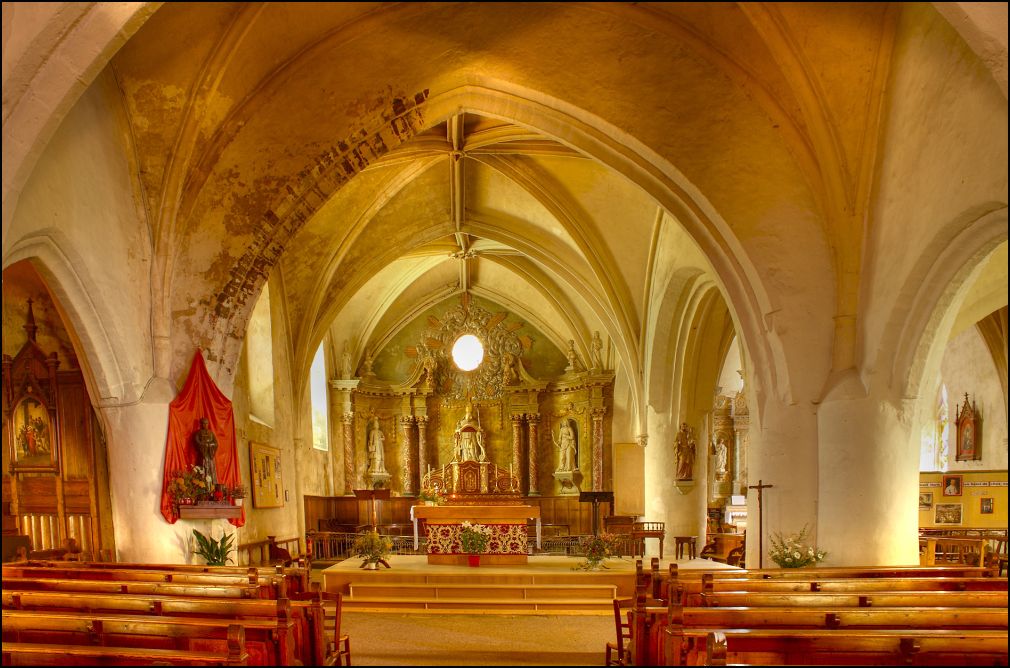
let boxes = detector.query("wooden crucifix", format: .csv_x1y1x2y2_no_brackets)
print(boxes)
747,479,774,568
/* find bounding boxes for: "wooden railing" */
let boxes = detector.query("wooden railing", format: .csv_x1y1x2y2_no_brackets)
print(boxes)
236,536,303,567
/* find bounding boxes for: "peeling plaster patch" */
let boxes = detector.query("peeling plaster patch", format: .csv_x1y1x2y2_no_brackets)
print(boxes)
198,89,431,375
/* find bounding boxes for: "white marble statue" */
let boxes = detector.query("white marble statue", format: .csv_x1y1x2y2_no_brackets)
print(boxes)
453,403,486,462
553,418,578,472
366,416,387,473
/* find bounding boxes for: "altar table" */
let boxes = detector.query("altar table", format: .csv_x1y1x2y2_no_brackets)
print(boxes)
411,504,541,565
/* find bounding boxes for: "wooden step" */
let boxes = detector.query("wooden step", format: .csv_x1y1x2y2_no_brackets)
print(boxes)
348,582,616,600
333,596,614,613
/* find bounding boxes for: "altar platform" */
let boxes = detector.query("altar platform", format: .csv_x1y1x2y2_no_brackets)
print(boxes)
322,554,740,615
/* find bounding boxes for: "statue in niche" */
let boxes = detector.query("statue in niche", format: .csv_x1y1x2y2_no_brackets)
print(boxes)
453,402,486,462
193,417,219,490
420,347,437,385
340,344,352,379
553,418,579,472
565,339,582,373
366,416,387,473
589,331,604,371
502,352,519,385
712,434,729,481
360,348,375,377
675,422,696,481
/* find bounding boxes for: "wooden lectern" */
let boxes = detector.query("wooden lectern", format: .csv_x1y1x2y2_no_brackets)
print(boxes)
579,491,614,536
353,488,391,531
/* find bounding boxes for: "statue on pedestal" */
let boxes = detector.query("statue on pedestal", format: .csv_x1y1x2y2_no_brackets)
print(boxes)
193,417,219,490
553,418,579,472
453,402,486,462
366,416,388,474
675,422,696,481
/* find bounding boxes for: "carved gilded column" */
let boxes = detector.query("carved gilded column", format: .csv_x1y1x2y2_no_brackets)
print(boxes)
591,408,606,491
511,414,524,493
342,413,355,494
527,413,540,496
416,415,429,487
400,416,416,496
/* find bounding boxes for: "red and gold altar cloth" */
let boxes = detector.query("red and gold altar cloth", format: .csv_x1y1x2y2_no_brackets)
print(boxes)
411,504,541,564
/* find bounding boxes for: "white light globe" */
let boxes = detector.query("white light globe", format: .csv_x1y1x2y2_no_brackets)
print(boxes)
451,334,484,371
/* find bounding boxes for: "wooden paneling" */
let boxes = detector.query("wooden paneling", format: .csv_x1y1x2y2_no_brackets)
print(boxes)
57,374,92,479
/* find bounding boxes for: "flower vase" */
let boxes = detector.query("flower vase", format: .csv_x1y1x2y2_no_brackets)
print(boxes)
467,554,481,567
365,561,378,570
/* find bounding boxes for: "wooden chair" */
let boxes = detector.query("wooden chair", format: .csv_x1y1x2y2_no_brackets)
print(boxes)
330,591,351,666
606,597,633,666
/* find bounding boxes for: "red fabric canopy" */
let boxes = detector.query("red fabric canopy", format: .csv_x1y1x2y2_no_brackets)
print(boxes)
160,350,245,527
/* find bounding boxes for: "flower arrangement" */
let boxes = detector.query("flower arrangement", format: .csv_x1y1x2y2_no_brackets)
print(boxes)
352,530,392,564
769,525,827,568
459,521,492,554
417,489,443,505
576,532,621,570
167,466,209,505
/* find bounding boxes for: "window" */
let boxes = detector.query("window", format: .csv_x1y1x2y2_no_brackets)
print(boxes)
310,344,329,451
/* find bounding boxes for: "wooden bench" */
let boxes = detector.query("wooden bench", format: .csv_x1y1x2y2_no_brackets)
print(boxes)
2,575,267,599
1,622,248,666
700,573,1009,595
2,589,299,665
1,573,340,665
2,610,269,665
7,560,309,595
701,628,1010,666
699,589,1008,609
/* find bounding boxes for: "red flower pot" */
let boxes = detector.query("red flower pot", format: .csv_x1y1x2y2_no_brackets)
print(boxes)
467,554,481,567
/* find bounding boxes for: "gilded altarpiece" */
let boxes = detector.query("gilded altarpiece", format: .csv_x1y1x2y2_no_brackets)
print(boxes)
333,296,614,499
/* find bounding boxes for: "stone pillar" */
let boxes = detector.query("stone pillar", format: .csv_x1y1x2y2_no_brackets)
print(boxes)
400,416,416,496
591,408,606,491
104,395,193,563
527,413,540,496
342,413,355,494
745,401,818,569
416,415,429,486
731,392,749,496
816,373,919,566
511,414,524,493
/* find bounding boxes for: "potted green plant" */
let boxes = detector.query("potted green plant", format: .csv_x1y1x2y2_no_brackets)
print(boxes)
227,483,247,507
168,467,209,507
459,521,492,566
192,528,235,566
352,530,392,569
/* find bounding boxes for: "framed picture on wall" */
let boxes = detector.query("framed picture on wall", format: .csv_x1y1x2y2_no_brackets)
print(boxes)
9,394,59,473
942,474,962,497
954,394,982,462
249,442,283,508
980,497,994,514
918,492,933,510
934,503,962,525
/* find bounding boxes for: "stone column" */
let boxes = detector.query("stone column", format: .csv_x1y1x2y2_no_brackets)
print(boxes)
731,392,749,496
416,415,429,487
591,408,606,491
400,416,416,496
511,414,524,493
342,413,355,494
527,413,540,496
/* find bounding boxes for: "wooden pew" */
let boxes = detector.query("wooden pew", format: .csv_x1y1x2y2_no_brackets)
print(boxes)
1,622,248,666
700,574,1008,594
703,565,994,579
1,571,338,665
2,575,267,599
701,628,1010,666
2,564,282,592
6,560,308,596
2,589,298,666
2,611,266,665
699,590,1008,609
658,600,1009,666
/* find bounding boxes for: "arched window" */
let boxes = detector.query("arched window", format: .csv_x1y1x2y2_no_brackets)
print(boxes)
310,344,329,451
